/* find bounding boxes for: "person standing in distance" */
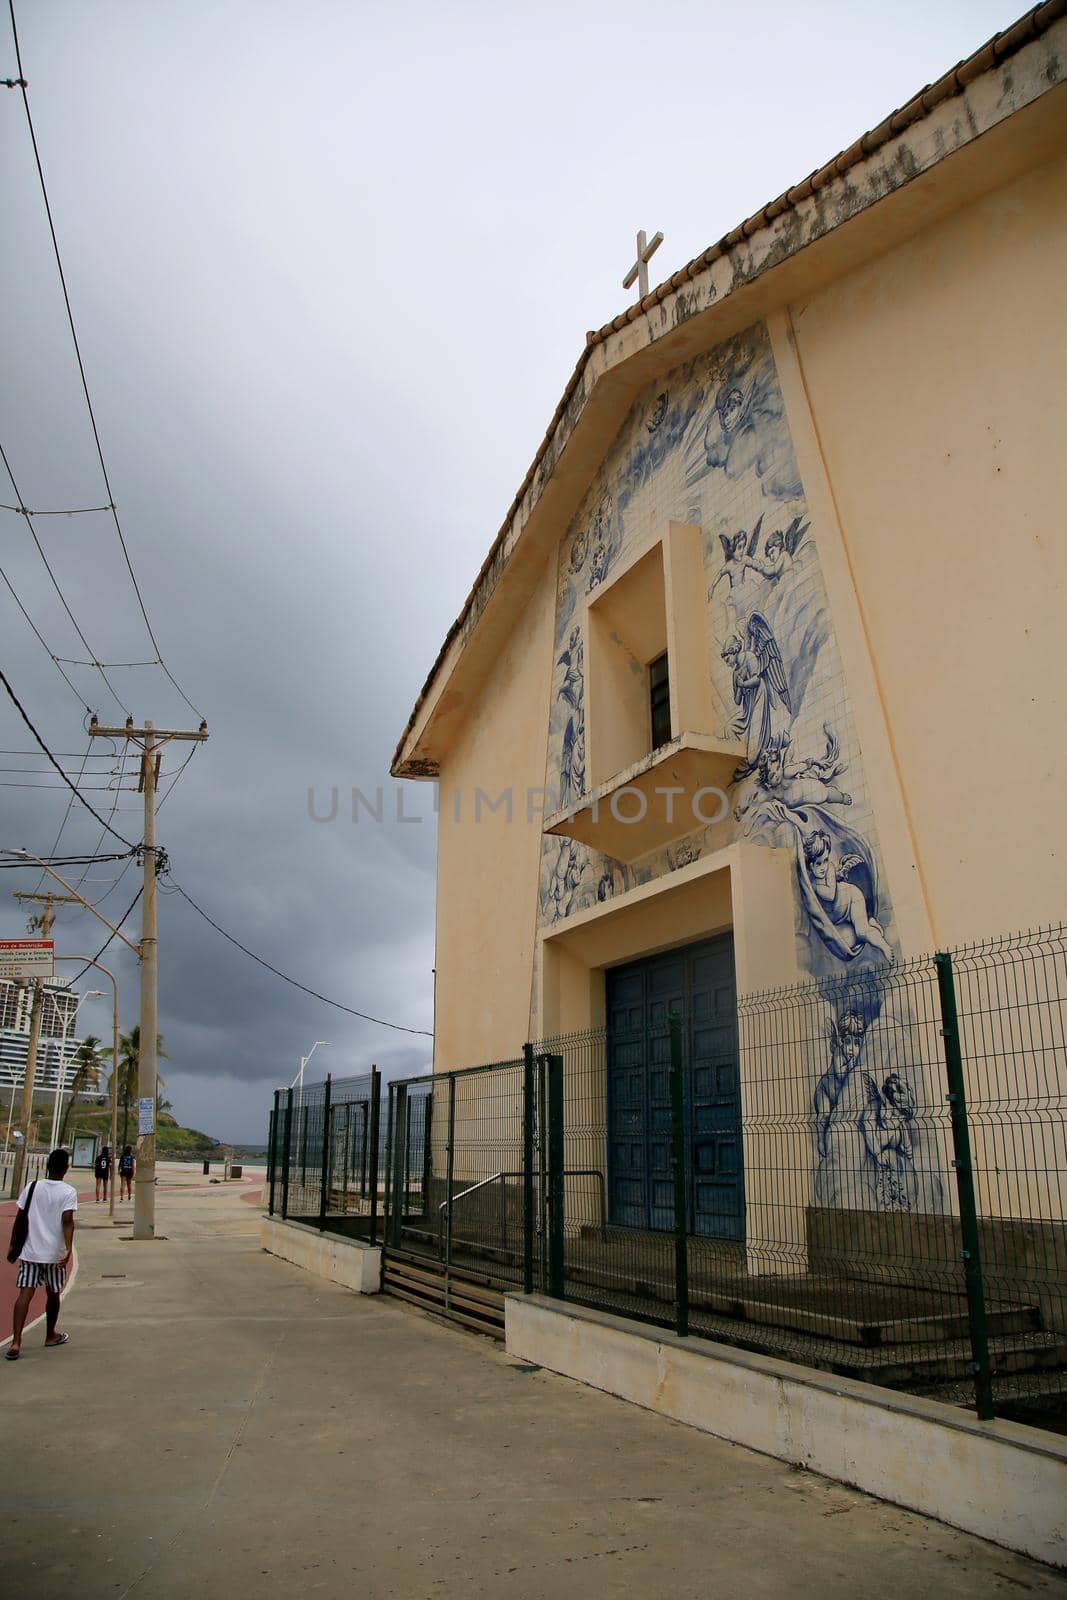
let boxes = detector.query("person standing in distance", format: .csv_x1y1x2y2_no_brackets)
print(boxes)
6,1148,77,1360
118,1144,135,1202
94,1144,111,1203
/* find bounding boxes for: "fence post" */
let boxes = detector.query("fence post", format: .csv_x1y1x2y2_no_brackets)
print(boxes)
281,1087,293,1221
340,1104,351,1209
267,1092,279,1216
389,1084,407,1248
368,1066,380,1241
382,1077,394,1244
401,1090,412,1214
318,1074,332,1232
669,1014,690,1338
546,1054,565,1299
422,1090,434,1221
935,951,994,1420
522,1043,535,1294
359,1099,369,1199
444,1073,456,1309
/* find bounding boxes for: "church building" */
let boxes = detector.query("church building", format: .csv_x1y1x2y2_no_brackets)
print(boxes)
392,9,1066,1247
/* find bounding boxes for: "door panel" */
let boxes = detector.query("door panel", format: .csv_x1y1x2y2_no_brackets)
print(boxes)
606,933,742,1240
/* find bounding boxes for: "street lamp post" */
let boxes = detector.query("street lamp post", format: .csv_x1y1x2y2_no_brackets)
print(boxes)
53,958,121,1218
49,988,105,1150
291,1042,328,1187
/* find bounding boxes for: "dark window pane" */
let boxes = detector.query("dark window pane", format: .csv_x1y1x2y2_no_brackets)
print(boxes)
649,652,671,750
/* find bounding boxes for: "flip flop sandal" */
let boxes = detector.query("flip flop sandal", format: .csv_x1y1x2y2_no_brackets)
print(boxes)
45,1334,69,1348
4,1349,19,1361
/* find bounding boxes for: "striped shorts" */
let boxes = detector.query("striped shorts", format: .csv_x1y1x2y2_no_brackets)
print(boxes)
15,1261,66,1292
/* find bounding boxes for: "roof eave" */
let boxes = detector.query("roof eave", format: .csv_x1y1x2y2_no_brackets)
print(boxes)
392,1,1067,780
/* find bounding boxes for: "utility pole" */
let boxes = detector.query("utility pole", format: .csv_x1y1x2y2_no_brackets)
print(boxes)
8,891,80,1198
89,716,208,1238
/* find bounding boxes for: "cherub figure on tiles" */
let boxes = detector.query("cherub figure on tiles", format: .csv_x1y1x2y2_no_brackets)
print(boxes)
586,490,625,595
541,837,588,924
568,526,589,580
710,513,811,612
735,727,851,822
810,987,913,1211
667,835,701,872
745,515,809,582
556,625,584,714
596,860,630,903
710,517,763,606
686,331,803,503
624,381,706,489
559,715,586,811
770,809,893,965
859,1070,918,1212
721,613,791,778
813,1003,870,1166
811,981,945,1214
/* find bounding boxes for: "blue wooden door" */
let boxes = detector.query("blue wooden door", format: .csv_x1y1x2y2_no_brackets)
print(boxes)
606,934,742,1240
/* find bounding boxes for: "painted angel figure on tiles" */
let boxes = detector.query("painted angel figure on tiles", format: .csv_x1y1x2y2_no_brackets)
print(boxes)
721,613,791,777
624,381,706,489
813,1005,869,1166
778,819,893,964
541,837,587,923
710,517,764,604
586,491,620,594
556,626,584,713
859,1071,918,1211
559,715,586,810
744,515,810,582
686,332,802,502
735,728,852,821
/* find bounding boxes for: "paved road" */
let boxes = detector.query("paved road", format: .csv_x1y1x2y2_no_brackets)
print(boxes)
1,1176,1063,1600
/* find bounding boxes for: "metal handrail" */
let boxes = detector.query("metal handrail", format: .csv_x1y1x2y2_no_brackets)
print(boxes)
437,1167,607,1250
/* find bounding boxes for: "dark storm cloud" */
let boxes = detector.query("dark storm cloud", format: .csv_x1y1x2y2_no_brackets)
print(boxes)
1,0,1008,1138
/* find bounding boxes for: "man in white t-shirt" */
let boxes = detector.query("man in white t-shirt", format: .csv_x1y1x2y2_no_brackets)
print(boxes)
6,1147,77,1361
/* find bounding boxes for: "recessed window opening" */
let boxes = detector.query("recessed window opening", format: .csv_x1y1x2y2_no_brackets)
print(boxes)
649,652,671,751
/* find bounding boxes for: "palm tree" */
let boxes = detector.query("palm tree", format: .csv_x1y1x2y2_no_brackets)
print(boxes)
102,1025,168,1148
58,1035,105,1145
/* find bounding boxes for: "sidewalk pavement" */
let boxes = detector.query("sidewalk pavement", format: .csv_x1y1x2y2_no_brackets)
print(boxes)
1,1177,1064,1600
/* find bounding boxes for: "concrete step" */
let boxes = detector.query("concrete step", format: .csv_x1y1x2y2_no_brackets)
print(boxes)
382,1247,506,1340
389,1229,1064,1392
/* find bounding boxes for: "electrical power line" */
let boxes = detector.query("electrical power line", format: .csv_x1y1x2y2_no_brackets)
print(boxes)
166,877,434,1038
66,885,143,986
0,850,136,872
0,748,127,759
1,500,112,516
0,665,136,847
0,557,91,707
0,439,130,716
0,781,137,790
7,0,205,723
72,740,198,909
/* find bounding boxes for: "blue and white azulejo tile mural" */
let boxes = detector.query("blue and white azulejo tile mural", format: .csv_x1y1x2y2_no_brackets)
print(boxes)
536,320,943,1212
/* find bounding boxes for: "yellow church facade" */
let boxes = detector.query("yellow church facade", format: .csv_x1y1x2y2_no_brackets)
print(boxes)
396,7,1065,1053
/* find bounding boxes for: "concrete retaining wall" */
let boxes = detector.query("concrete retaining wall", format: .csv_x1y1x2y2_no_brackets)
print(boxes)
506,1293,1067,1568
260,1215,381,1294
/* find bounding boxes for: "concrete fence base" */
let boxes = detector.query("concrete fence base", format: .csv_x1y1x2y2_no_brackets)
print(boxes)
260,1214,381,1294
506,1293,1067,1568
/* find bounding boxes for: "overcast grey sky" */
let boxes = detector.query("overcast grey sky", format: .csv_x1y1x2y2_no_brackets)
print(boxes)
1,0,1012,1140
